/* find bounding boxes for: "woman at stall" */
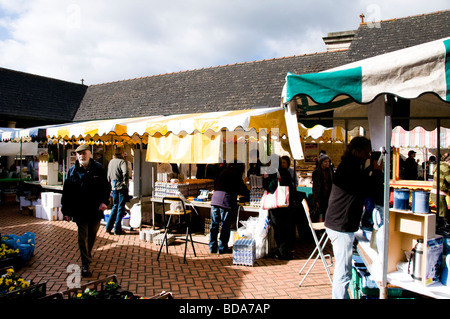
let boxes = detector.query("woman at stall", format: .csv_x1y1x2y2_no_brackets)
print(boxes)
209,163,249,254
263,155,296,260
432,153,450,235
311,153,333,222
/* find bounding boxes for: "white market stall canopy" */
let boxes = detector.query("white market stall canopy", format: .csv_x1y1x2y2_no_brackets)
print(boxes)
46,116,160,144
392,126,450,149
281,36,450,299
43,107,299,163
137,107,291,163
0,126,48,142
282,37,450,131
0,142,38,156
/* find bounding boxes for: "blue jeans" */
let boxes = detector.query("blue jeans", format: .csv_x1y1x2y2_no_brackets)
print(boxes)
326,227,355,299
209,205,232,253
106,188,128,233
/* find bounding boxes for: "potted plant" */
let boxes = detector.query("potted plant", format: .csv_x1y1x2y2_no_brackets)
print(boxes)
0,239,20,269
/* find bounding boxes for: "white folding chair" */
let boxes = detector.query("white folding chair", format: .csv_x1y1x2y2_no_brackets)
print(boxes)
298,199,333,286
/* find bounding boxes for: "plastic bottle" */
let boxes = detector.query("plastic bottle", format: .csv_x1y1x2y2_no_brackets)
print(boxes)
412,239,424,282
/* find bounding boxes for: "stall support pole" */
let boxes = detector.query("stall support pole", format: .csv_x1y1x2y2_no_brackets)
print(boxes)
436,119,441,215
380,95,393,299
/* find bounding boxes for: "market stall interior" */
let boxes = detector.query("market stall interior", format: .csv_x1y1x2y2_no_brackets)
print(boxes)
282,36,450,298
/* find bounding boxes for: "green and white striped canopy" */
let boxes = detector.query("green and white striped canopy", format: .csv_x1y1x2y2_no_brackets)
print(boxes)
282,37,450,113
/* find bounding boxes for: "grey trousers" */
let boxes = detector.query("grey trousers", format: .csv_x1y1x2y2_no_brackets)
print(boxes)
76,220,101,266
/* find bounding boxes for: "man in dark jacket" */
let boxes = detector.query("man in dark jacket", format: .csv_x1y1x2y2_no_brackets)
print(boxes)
62,144,111,277
209,163,249,254
324,137,383,299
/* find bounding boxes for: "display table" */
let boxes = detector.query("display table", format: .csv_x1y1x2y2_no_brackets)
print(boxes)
24,180,63,192
150,197,260,227
355,208,450,299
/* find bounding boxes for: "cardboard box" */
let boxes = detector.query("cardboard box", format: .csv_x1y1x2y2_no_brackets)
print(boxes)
22,205,35,216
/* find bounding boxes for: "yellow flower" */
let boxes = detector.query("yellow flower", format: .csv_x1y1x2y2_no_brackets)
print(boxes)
6,268,14,277
77,293,82,298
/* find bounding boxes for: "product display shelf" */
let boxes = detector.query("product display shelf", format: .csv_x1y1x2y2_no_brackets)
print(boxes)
356,209,450,299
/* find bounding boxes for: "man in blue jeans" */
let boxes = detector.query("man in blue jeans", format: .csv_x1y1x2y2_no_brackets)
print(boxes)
106,147,130,235
209,163,249,254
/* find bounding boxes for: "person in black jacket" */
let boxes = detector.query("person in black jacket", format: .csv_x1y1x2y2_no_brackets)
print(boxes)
324,137,383,299
263,155,296,260
62,144,111,277
209,162,249,254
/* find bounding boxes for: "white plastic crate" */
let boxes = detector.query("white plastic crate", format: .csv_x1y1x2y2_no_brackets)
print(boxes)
153,233,174,246
139,229,161,242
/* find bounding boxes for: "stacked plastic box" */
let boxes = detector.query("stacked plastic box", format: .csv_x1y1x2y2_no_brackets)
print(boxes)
35,192,63,221
153,179,214,198
233,238,256,266
153,233,175,246
139,229,161,242
249,175,263,207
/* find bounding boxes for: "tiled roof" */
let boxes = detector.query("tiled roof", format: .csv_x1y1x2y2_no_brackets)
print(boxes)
0,67,86,127
345,10,450,63
73,51,347,121
74,9,450,121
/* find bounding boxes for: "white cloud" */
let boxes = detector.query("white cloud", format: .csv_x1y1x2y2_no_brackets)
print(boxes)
0,0,448,84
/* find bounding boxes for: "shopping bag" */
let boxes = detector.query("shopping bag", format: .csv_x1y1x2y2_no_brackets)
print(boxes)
260,182,289,210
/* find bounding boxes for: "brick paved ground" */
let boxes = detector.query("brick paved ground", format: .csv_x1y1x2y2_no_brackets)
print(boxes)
0,203,333,300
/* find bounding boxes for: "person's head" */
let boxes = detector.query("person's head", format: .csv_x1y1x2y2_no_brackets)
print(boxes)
408,150,416,158
75,144,91,167
343,136,372,164
318,153,330,169
281,156,291,169
229,162,245,175
114,147,125,159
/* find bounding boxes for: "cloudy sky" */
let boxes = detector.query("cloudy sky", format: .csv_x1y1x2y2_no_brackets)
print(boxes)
0,0,448,85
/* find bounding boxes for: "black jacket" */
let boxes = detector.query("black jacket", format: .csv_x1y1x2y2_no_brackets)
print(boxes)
210,165,249,210
324,157,383,232
62,159,111,222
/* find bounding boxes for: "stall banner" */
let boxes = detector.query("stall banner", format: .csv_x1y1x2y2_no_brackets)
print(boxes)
146,131,221,164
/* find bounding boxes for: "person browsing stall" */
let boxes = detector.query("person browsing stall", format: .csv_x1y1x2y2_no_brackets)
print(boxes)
432,153,450,235
311,153,334,222
263,155,296,260
61,144,111,277
209,163,249,254
324,137,383,299
106,147,130,235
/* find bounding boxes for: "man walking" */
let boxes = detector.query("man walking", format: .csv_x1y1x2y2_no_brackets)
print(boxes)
62,144,111,277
